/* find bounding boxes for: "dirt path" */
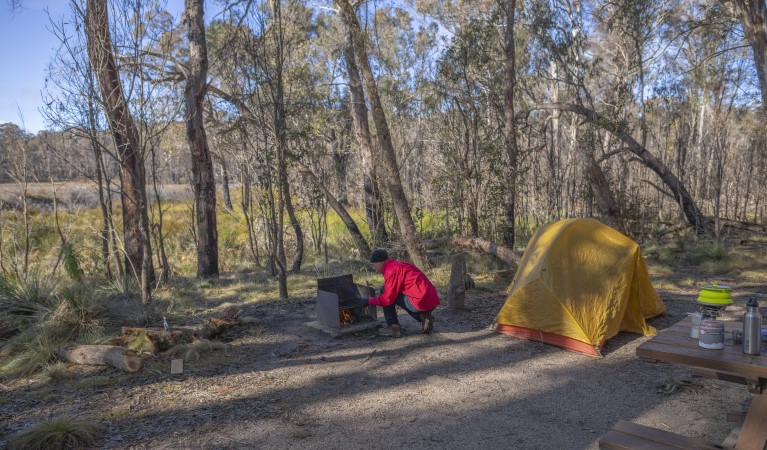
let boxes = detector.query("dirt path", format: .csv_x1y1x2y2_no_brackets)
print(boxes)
1,273,765,449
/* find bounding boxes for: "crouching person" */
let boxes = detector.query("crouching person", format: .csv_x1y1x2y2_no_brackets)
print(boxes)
366,248,439,337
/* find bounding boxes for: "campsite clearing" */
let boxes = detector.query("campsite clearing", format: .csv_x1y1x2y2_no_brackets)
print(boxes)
1,266,766,449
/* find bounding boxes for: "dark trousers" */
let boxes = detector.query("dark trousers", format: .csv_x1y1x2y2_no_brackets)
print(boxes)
383,293,434,326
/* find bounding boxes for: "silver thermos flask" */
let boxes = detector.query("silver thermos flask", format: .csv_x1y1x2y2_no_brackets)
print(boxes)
743,298,762,355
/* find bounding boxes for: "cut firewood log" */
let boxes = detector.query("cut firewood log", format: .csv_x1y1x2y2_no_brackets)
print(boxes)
110,307,242,354
57,344,143,372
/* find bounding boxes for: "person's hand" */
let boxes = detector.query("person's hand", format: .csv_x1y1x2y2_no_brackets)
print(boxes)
357,297,371,307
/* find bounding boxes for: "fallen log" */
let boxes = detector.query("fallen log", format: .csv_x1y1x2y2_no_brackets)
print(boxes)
449,236,520,269
110,307,242,354
424,235,520,270
113,328,194,353
57,344,143,372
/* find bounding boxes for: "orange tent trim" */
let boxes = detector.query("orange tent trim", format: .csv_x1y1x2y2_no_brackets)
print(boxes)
494,324,604,357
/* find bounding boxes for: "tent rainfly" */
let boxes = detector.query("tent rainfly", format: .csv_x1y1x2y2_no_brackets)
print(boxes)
494,218,667,356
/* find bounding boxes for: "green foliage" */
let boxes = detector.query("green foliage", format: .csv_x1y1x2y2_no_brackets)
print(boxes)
0,272,59,324
104,275,139,297
47,285,108,342
0,333,58,378
650,236,736,271
0,280,125,379
6,417,101,450
43,362,69,382
699,240,728,261
61,242,83,281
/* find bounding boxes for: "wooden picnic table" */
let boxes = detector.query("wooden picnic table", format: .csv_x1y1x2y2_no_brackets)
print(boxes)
636,318,767,450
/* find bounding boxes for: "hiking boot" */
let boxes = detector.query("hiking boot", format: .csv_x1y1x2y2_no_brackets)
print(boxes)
420,313,434,334
378,324,402,338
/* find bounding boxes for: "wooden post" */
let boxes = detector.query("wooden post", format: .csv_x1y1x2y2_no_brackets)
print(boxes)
446,253,467,309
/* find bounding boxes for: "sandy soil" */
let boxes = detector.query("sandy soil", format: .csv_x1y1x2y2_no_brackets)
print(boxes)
1,268,765,449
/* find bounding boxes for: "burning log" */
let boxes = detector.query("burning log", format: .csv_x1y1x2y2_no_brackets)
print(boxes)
57,344,143,372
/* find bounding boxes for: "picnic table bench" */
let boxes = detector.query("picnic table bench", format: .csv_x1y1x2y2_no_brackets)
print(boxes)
601,318,767,450
599,420,724,449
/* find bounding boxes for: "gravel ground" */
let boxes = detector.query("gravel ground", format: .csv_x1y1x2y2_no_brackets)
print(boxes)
1,269,765,449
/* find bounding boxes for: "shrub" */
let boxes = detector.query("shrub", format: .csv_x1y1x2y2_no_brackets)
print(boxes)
0,333,58,378
47,285,108,342
0,272,59,324
6,417,101,450
61,242,83,281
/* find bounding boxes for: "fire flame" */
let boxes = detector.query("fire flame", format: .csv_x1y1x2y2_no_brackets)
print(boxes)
339,309,354,325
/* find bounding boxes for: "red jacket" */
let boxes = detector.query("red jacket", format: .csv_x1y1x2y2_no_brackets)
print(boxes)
369,259,440,311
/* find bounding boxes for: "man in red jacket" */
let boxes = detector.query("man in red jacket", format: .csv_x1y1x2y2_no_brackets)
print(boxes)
366,248,439,337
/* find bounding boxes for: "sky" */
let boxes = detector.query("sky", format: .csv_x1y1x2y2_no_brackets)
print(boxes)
0,0,184,134
0,1,71,133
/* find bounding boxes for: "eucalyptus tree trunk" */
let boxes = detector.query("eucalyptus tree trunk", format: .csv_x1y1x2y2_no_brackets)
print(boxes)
727,0,767,113
340,8,388,247
85,0,153,302
85,77,114,280
335,0,426,267
185,0,219,278
270,0,303,278
219,158,233,211
503,0,518,249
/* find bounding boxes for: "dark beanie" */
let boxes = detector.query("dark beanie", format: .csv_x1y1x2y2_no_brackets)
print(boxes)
369,248,389,263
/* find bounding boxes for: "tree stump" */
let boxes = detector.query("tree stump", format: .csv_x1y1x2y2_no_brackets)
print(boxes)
57,344,144,372
446,253,467,309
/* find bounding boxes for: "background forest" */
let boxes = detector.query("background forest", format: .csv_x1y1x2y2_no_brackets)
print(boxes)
1,0,767,371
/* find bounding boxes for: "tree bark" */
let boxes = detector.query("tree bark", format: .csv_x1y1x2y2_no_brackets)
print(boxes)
503,0,518,249
587,156,621,226
57,344,143,373
340,9,388,246
272,0,289,296
85,0,153,301
218,157,233,211
533,103,712,235
336,0,426,267
726,0,767,113
185,0,219,278
446,253,467,310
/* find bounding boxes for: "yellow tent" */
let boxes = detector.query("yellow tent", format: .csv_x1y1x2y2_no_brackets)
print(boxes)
494,218,666,356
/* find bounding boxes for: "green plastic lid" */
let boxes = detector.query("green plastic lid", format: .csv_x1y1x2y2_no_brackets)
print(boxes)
696,283,733,306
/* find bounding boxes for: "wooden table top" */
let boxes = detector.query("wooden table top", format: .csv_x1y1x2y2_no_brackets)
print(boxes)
636,318,767,381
